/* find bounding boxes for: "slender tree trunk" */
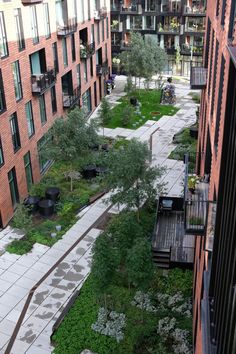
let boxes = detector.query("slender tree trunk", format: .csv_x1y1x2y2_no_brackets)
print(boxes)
70,177,73,192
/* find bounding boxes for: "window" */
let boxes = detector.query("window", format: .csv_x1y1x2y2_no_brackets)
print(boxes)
106,17,109,38
76,64,81,87
71,33,76,62
0,138,4,167
91,24,94,43
51,85,57,113
0,12,8,58
102,19,105,41
12,60,23,101
39,95,47,124
211,40,219,117
82,88,91,115
52,42,59,73
62,38,68,67
38,136,51,174
8,168,19,208
0,69,6,113
25,101,35,138
90,57,93,77
24,152,33,192
105,43,107,61
30,6,39,44
14,9,25,51
43,3,51,39
10,112,21,152
97,22,100,44
83,60,88,82
214,56,225,153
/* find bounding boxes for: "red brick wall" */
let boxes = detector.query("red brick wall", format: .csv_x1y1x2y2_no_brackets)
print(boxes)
0,13,111,228
193,0,236,352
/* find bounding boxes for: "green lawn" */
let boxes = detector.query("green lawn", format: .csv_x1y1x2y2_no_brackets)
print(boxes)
106,89,179,129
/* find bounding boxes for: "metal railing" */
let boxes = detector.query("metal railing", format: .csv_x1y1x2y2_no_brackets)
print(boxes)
120,4,142,14
80,42,95,59
96,61,109,76
94,6,107,20
184,5,206,15
57,17,77,37
31,68,56,95
62,85,81,108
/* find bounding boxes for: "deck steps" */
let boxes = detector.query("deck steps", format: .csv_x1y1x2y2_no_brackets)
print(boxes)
152,248,171,268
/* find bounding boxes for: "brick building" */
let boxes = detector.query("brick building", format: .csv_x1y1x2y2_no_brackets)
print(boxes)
111,0,206,76
0,0,111,228
189,0,236,353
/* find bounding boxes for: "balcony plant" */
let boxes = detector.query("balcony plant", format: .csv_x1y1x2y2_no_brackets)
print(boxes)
189,216,204,227
188,176,199,193
170,18,179,32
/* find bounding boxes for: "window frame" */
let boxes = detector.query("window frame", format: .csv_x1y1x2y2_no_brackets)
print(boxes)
25,101,35,138
39,94,47,125
62,37,68,68
24,151,33,192
0,11,8,58
10,112,21,153
12,60,23,101
8,167,19,208
43,3,51,39
14,8,25,51
50,85,57,113
0,137,4,167
0,69,6,114
30,5,39,45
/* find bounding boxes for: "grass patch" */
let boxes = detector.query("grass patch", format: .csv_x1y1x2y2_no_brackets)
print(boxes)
106,89,179,129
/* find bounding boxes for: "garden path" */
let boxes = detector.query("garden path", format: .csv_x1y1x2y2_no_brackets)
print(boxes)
0,76,199,354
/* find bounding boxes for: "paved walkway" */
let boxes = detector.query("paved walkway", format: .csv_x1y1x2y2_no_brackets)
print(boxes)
0,76,198,354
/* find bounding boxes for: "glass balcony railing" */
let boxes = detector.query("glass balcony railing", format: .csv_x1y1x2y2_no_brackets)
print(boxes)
57,17,77,37
31,68,56,95
63,86,81,108
120,4,142,14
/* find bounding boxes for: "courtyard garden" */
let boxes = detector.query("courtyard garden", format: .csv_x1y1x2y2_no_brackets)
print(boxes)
52,208,193,354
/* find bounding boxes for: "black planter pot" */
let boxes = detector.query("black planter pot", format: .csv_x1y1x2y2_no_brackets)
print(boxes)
95,166,108,176
82,165,97,179
45,187,60,202
24,196,40,213
38,199,55,217
130,97,137,106
101,143,109,152
189,127,198,139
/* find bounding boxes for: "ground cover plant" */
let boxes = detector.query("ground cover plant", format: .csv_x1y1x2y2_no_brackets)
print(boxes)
105,89,179,129
52,208,193,354
169,127,197,166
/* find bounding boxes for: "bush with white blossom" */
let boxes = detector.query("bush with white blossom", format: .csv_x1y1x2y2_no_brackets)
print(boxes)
91,307,126,342
131,291,157,313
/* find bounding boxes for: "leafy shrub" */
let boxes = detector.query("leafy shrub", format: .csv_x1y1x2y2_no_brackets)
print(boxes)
11,204,32,232
121,106,133,127
6,238,33,255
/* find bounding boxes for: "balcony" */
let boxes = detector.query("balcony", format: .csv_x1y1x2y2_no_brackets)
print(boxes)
152,196,195,269
183,5,206,16
94,6,107,21
21,0,42,3
111,3,121,12
159,1,182,14
166,46,177,55
181,44,204,56
31,68,56,95
96,61,109,76
120,4,142,14
57,18,77,37
184,153,209,235
157,24,180,34
185,20,205,33
63,86,81,108
80,42,95,59
190,66,207,89
120,41,131,50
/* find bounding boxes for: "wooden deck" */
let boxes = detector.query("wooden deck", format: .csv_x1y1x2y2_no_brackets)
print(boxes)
152,210,195,264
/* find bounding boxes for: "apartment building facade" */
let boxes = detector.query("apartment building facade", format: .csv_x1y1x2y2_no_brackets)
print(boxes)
111,0,206,76
189,0,236,353
0,0,111,228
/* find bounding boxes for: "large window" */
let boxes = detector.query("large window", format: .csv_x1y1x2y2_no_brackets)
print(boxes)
0,69,6,113
8,168,19,208
71,33,76,62
106,17,109,38
30,5,39,44
10,112,21,153
82,88,91,115
12,60,23,101
51,85,57,113
43,3,51,39
25,101,35,138
97,22,100,44
14,8,25,51
62,37,68,67
83,60,88,82
76,64,81,87
24,152,33,192
52,42,59,73
102,19,105,41
0,138,4,167
39,95,47,124
37,136,51,174
0,12,8,58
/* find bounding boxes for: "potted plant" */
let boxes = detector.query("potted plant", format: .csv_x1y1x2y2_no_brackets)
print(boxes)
188,176,199,193
189,216,204,227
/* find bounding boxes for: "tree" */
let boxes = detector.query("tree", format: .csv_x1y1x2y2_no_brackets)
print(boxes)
42,107,99,163
105,139,165,222
91,232,118,307
97,98,112,135
126,238,154,289
120,32,168,89
121,105,133,127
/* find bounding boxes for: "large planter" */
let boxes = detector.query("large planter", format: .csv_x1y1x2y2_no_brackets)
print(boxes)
38,199,55,217
24,196,40,212
82,165,97,179
45,187,60,202
189,127,198,139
